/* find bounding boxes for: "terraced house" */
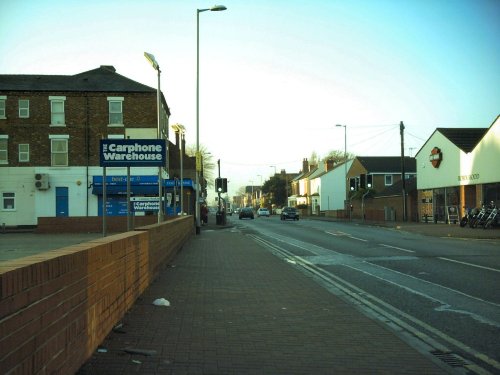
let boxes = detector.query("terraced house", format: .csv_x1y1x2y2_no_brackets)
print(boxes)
0,66,195,228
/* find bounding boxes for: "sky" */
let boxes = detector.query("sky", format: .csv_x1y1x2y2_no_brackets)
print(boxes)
1,0,499,201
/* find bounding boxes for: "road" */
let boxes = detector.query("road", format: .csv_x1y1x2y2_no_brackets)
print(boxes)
230,215,500,375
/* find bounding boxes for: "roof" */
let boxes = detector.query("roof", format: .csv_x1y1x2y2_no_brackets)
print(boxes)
356,156,416,173
0,66,156,93
436,128,488,153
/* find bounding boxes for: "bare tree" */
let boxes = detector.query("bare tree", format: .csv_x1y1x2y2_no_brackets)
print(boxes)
185,144,216,188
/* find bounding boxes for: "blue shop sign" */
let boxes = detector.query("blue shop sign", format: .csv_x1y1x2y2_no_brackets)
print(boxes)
100,139,166,167
92,176,194,195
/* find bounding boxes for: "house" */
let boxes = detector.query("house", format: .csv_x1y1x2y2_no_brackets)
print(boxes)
0,65,196,227
288,158,316,208
347,156,417,221
415,115,500,222
319,159,353,214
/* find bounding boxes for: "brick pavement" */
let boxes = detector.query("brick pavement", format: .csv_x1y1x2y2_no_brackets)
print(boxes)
77,225,450,375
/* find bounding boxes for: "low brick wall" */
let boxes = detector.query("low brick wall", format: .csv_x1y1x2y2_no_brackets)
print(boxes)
36,216,164,233
0,216,194,374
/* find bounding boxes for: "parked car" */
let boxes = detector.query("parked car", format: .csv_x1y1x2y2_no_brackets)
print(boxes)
280,206,299,221
257,208,270,217
239,207,254,220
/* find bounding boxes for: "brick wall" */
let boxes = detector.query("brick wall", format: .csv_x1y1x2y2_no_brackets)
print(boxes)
36,215,161,233
0,215,194,374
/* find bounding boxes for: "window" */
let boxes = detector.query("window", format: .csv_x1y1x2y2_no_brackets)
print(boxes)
19,99,29,118
50,135,69,166
49,96,66,126
0,136,7,164
108,97,124,125
385,174,393,186
2,192,15,210
19,144,29,162
0,96,6,119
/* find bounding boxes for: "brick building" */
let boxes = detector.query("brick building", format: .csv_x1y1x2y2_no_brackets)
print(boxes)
0,65,196,227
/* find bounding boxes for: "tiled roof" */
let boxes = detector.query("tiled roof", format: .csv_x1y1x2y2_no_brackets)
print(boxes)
436,128,488,153
357,156,416,173
0,66,155,93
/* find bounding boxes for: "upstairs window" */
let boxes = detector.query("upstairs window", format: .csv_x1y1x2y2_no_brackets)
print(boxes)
0,136,7,164
108,97,124,126
19,144,30,162
2,192,15,211
385,174,393,186
0,96,6,119
19,99,29,118
50,135,69,166
49,96,66,126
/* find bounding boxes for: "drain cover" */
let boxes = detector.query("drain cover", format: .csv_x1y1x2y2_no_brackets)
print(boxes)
430,350,468,367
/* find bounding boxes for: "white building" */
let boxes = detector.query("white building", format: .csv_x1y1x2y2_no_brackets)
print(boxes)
415,115,500,222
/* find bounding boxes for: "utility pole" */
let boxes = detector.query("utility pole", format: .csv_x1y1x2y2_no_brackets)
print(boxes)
400,121,407,222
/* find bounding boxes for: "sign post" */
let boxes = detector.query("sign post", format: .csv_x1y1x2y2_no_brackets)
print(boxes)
99,139,167,235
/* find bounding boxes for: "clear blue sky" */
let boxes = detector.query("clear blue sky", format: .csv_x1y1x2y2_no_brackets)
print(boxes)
1,0,499,199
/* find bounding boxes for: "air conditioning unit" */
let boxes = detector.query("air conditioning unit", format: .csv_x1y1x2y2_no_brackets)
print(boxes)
35,173,50,190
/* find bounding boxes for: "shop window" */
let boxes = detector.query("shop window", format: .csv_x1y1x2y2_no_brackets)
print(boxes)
2,192,15,210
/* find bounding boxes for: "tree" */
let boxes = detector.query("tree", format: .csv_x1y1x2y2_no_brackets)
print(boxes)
262,175,287,207
185,144,215,188
322,149,355,164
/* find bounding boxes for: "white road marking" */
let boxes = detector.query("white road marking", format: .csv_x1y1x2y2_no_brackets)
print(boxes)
379,243,415,253
438,257,500,273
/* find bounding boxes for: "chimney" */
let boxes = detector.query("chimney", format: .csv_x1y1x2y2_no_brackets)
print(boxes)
175,131,180,146
302,158,309,173
100,65,116,73
326,159,334,171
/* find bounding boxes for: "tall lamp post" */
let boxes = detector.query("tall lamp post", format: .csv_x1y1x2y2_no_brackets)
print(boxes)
336,124,347,213
144,52,163,223
196,4,227,234
171,123,186,215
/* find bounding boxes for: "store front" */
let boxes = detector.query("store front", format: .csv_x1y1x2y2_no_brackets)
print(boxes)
92,176,194,216
416,116,500,223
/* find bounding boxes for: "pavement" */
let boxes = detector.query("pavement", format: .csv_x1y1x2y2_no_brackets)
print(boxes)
75,217,489,375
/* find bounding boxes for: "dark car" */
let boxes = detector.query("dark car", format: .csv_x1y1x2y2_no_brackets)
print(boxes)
239,207,254,220
280,206,299,221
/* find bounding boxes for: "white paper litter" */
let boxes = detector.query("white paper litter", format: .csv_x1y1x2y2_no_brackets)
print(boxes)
153,298,170,307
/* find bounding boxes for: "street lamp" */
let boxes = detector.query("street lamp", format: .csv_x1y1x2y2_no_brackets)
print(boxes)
144,52,163,223
336,124,347,210
270,165,276,175
171,123,186,215
196,4,227,235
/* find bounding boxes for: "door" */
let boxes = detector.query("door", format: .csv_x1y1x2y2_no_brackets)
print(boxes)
56,187,69,217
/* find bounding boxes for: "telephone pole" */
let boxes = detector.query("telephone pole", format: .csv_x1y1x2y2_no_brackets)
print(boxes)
400,121,407,222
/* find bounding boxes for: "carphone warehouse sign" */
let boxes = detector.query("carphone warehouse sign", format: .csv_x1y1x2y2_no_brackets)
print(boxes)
100,139,166,167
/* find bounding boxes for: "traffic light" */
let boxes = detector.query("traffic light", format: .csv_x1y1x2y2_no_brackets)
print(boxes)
215,178,228,193
367,174,373,188
349,178,356,191
360,174,366,189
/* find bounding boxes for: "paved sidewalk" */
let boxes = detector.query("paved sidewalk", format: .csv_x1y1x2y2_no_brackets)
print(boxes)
78,226,449,374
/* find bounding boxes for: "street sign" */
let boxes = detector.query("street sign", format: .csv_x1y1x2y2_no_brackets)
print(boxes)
100,139,166,167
